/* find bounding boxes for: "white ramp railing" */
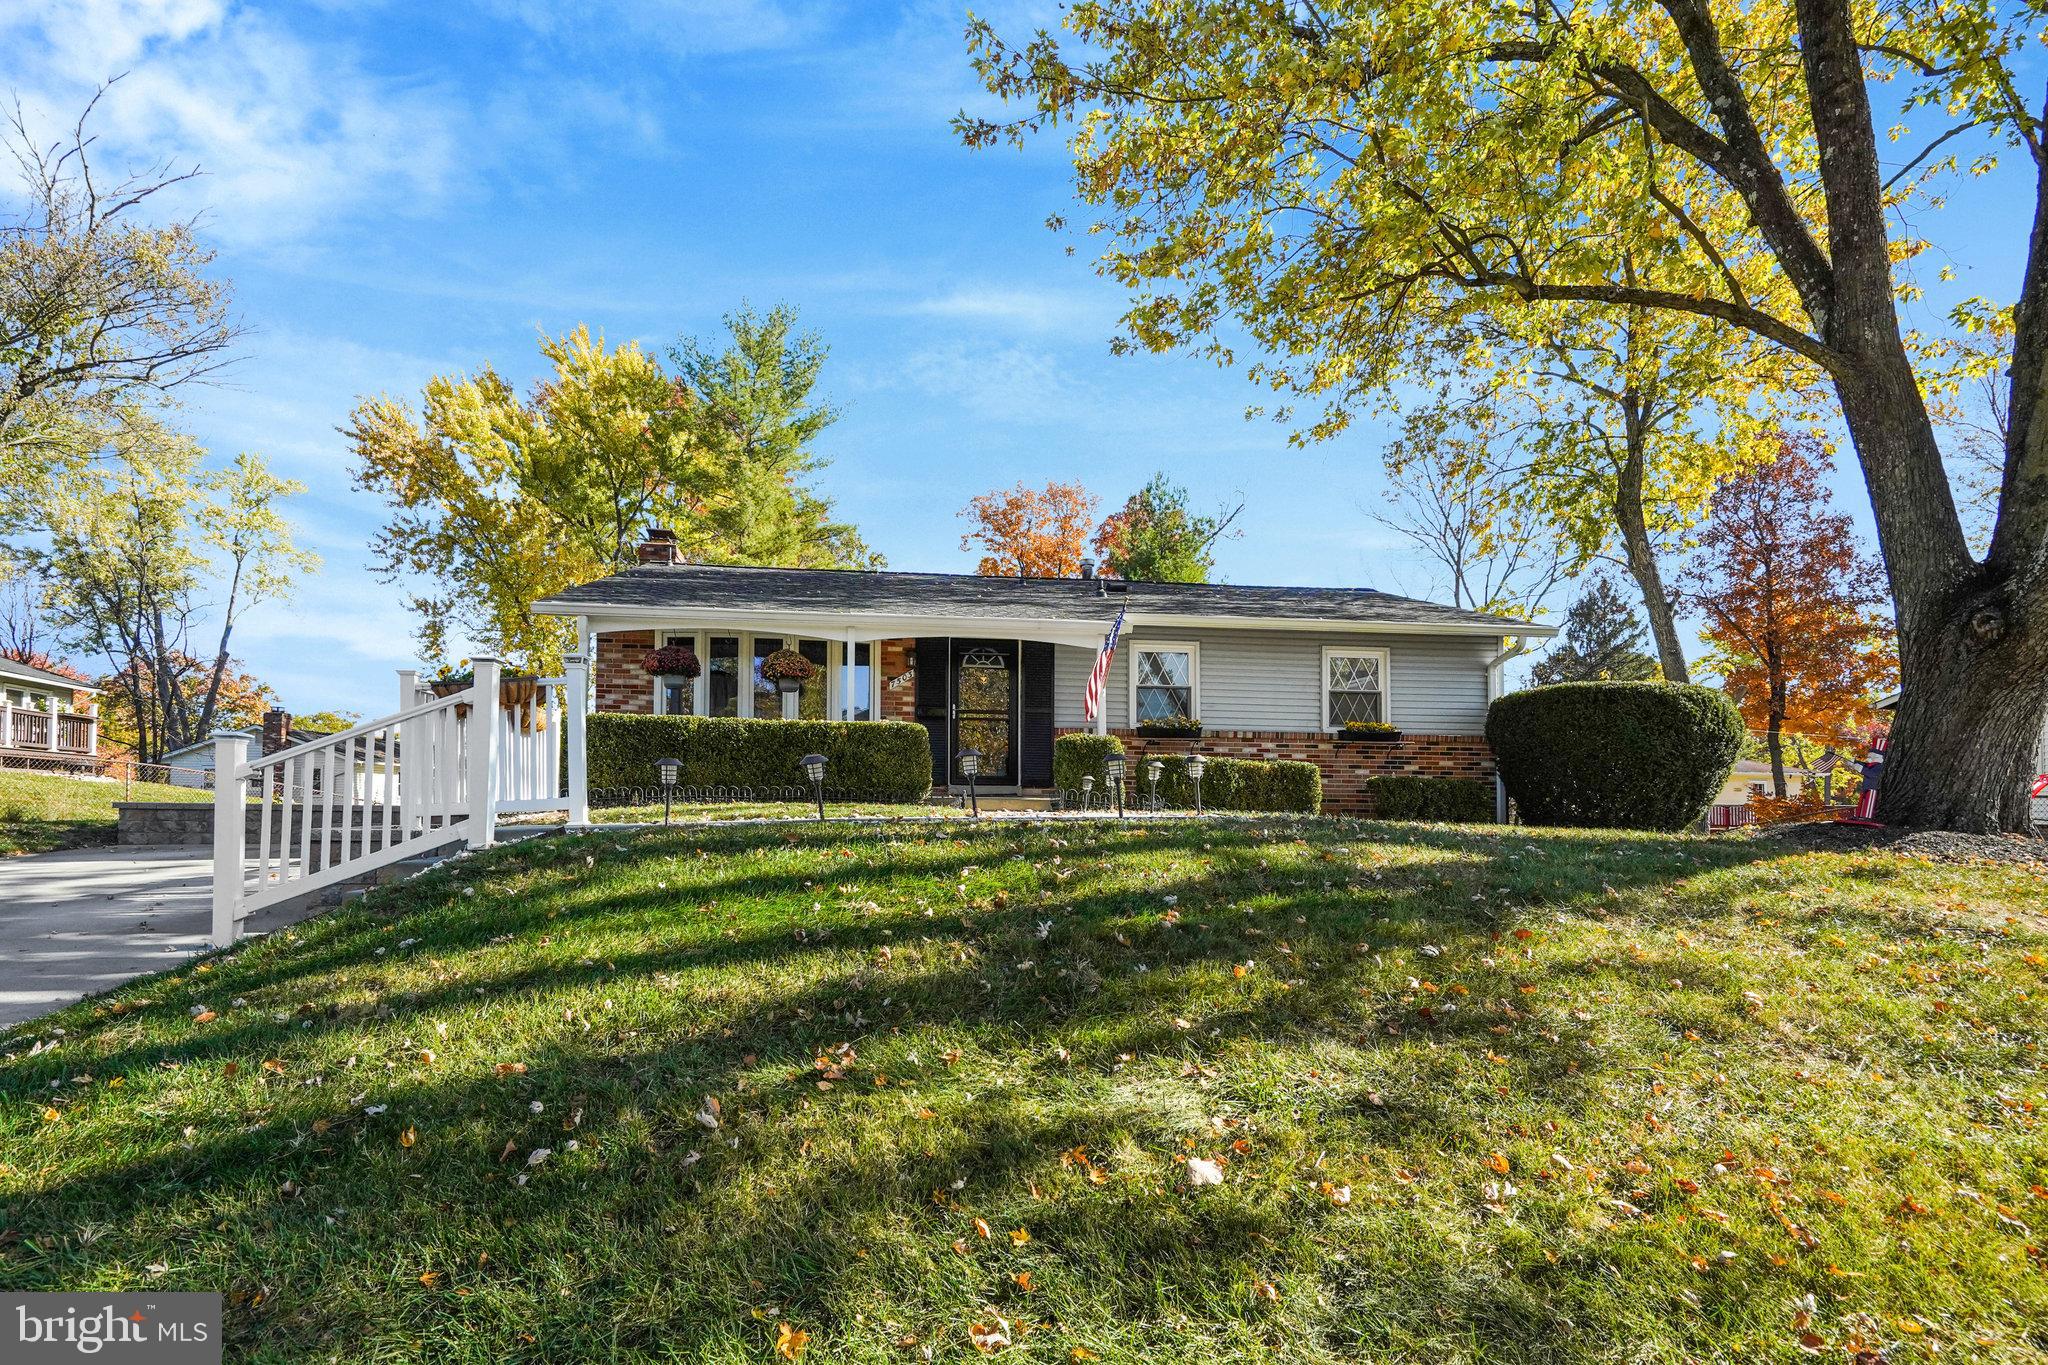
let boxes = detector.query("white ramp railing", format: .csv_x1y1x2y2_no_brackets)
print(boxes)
210,653,589,947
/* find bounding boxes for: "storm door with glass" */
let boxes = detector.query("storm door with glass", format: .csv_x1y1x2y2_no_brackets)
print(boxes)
949,640,1017,784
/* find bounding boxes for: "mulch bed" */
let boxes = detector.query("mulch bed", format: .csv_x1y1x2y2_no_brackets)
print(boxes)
1756,819,2048,866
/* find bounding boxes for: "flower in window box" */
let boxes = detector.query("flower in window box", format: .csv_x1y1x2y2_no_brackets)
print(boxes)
642,643,703,679
1339,720,1403,742
1135,713,1203,737
759,648,817,693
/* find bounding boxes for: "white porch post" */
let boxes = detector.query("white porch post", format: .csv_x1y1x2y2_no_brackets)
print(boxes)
467,656,503,849
209,731,244,947
843,627,857,720
397,668,419,712
84,706,98,756
45,698,58,751
565,650,590,829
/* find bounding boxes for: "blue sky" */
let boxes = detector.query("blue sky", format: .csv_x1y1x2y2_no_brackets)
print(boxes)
2,0,2033,713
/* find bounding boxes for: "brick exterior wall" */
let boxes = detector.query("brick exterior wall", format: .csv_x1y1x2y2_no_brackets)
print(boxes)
877,638,918,723
594,631,656,714
1059,726,1495,816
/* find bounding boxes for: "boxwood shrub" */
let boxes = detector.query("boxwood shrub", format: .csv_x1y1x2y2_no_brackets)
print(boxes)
1367,775,1494,822
1485,682,1743,831
1052,733,1125,792
587,714,931,803
1147,754,1322,814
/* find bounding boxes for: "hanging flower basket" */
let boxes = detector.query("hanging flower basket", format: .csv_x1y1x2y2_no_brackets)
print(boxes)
759,647,816,694
642,643,702,679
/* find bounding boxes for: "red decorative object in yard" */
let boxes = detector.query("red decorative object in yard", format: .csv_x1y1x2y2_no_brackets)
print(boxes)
643,643,702,679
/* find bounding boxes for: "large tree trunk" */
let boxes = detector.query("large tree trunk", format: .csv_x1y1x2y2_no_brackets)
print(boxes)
1765,714,1787,799
1786,0,2048,831
1613,397,1691,682
1829,363,2048,830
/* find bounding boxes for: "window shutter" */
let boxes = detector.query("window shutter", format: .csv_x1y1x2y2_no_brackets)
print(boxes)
913,638,949,781
1020,641,1054,786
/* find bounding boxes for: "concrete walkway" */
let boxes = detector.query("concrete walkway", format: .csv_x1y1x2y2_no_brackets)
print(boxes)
0,845,325,1029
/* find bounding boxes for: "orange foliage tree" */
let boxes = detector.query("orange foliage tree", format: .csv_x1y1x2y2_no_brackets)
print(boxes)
957,481,1100,577
1682,433,1895,797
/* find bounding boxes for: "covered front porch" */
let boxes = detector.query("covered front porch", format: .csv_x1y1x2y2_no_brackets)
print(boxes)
568,609,1113,793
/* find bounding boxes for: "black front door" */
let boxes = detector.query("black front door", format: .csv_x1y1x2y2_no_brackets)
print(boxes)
950,639,1018,785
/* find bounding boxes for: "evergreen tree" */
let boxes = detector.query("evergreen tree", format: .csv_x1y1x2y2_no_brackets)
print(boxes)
1530,579,1661,686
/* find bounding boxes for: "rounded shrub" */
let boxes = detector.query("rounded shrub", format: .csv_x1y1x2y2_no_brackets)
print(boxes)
1052,733,1125,792
1485,682,1743,831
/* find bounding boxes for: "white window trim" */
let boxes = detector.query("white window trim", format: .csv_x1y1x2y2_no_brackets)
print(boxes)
1128,640,1201,727
650,629,879,721
1321,644,1392,732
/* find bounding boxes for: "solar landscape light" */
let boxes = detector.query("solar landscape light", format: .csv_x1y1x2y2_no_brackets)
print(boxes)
655,755,683,825
1104,753,1127,818
958,747,983,817
1079,774,1094,811
1145,758,1163,812
1185,751,1207,815
799,752,828,820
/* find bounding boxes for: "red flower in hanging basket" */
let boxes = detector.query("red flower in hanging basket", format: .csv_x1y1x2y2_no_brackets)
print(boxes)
758,648,816,683
642,643,702,678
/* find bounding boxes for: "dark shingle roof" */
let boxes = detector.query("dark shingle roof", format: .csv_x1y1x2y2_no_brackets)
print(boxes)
533,563,1547,635
0,656,97,692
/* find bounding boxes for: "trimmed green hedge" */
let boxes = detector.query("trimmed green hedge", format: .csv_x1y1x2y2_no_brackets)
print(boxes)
1147,754,1322,814
1053,733,1125,792
1485,682,1743,831
1367,775,1494,822
587,714,932,803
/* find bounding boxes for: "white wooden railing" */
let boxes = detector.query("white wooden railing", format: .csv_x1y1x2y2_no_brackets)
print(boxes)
210,653,589,946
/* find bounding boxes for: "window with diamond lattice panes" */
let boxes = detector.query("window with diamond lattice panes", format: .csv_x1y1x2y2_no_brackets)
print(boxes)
1325,649,1387,727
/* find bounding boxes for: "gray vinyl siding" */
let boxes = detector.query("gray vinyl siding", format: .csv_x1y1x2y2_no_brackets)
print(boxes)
1052,628,1500,735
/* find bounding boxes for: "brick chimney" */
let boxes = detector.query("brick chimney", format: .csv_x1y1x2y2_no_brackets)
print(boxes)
261,707,292,756
636,527,681,565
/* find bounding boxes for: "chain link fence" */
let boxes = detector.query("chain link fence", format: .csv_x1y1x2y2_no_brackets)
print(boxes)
1,752,219,791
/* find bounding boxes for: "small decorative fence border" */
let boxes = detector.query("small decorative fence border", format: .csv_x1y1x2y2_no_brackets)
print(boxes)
590,784,917,809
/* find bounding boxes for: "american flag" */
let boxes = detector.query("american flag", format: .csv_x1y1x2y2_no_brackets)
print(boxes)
1083,605,1127,722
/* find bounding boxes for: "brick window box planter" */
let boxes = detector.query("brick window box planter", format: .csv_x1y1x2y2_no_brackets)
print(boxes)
1334,729,1404,744
1135,723,1204,739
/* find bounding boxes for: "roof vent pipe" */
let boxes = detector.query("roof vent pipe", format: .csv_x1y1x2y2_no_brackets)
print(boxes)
1078,559,1095,579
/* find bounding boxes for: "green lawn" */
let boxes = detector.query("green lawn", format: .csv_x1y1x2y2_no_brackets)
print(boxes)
2,817,2043,1362
0,767,212,857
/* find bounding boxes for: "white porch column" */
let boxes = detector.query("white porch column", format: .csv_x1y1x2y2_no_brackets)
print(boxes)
467,657,503,849
565,651,590,829
843,627,857,720
46,698,59,751
209,731,245,947
397,668,419,712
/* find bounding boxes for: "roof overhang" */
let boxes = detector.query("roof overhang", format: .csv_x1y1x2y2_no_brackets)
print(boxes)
537,601,1552,643
0,659,100,693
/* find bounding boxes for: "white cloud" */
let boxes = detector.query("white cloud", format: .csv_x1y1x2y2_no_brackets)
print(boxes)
473,0,827,55
903,285,1116,334
0,0,461,246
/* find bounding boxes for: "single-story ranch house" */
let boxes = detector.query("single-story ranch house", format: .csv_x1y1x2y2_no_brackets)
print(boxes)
533,529,1554,814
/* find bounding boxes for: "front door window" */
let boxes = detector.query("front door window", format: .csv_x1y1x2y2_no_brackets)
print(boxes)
952,641,1015,782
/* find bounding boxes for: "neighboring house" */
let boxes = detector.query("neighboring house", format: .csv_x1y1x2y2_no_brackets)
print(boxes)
161,729,258,787
0,657,99,772
1707,759,1815,830
533,529,1554,814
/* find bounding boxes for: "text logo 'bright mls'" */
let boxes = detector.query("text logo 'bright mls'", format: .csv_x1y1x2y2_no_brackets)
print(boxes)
2,1295,219,1363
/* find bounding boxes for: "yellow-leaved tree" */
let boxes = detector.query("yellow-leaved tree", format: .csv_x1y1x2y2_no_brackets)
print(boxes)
349,307,876,672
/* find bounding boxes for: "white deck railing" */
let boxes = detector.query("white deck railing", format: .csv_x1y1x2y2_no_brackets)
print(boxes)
210,653,588,946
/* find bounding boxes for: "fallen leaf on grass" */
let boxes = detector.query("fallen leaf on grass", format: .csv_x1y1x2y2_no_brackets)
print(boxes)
774,1322,808,1359
970,1318,1011,1353
1186,1158,1224,1187
399,1127,417,1148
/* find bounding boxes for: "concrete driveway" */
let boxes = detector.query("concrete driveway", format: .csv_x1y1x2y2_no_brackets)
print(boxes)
0,845,325,1030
